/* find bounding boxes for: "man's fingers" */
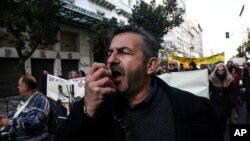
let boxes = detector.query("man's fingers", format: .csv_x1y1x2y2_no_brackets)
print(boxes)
87,78,116,96
83,62,116,117
87,68,112,82
88,63,108,75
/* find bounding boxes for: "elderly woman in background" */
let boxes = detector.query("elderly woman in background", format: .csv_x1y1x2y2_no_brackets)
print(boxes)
209,63,239,134
168,60,179,72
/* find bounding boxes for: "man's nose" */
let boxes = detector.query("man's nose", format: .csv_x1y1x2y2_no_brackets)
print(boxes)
107,53,119,66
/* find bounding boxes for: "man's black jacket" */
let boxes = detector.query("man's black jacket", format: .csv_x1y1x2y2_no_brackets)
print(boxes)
55,76,223,141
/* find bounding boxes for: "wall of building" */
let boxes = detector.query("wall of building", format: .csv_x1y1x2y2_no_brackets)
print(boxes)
75,0,133,25
161,0,203,58
0,23,90,76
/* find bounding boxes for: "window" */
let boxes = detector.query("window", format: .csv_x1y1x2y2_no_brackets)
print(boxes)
60,31,77,52
67,0,74,4
119,20,125,26
97,10,105,16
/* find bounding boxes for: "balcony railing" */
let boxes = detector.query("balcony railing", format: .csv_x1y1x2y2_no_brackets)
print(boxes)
89,0,116,10
61,0,103,21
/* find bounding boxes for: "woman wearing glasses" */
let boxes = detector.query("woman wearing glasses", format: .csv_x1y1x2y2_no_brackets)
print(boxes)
168,60,179,72
209,63,239,135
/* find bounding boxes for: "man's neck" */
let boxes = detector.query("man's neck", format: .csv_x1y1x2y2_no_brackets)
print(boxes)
127,81,152,108
25,90,36,97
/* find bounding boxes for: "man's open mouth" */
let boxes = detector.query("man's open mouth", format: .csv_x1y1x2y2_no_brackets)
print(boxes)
110,67,123,84
111,70,121,78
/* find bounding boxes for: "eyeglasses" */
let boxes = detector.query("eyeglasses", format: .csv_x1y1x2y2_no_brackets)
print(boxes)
169,63,176,66
217,67,225,71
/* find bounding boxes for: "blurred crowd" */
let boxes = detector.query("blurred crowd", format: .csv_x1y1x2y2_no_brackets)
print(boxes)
157,60,250,135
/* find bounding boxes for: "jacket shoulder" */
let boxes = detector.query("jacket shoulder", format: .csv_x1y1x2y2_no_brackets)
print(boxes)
155,76,212,117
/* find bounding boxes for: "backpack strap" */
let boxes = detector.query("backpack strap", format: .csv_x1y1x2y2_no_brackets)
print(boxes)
26,91,42,108
12,92,40,119
0,92,41,133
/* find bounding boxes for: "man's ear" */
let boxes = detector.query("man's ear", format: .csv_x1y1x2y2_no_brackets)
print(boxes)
147,57,159,75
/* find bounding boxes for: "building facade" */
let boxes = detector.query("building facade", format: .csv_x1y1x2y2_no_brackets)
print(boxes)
237,0,250,60
162,0,203,59
0,0,135,97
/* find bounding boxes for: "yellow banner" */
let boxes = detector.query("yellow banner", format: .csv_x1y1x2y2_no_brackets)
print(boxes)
167,52,225,68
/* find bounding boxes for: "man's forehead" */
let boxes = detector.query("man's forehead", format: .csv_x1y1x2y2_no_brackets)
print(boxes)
112,32,143,42
110,34,143,49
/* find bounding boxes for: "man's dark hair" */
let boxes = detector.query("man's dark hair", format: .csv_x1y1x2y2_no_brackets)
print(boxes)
21,75,37,89
109,25,158,63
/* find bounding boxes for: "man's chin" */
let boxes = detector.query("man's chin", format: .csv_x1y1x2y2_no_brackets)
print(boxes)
116,88,128,96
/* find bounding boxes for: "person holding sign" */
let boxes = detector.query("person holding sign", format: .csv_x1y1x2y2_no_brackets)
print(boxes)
55,25,223,141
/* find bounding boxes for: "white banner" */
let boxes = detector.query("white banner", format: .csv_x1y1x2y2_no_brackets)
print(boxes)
47,69,209,102
46,74,85,101
158,69,209,98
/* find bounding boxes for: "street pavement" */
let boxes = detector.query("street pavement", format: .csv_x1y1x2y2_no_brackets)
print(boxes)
224,101,249,141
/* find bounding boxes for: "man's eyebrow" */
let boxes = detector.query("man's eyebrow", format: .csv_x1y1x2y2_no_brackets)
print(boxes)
108,46,132,53
117,46,134,51
116,46,128,51
109,46,125,50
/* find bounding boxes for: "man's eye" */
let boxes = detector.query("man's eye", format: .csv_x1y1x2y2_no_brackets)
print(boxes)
119,49,131,55
107,52,112,57
121,51,130,55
